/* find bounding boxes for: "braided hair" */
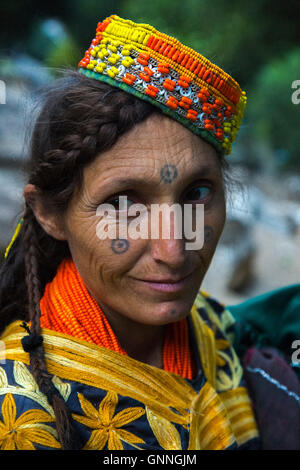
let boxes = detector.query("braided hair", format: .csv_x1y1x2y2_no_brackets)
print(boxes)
0,69,157,449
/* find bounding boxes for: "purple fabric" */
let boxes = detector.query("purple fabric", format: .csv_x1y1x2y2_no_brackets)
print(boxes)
243,347,300,450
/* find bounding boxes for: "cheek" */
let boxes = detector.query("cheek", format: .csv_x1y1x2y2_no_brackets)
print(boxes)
200,197,226,256
65,214,146,286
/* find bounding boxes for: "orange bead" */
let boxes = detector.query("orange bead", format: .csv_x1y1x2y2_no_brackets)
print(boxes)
198,66,206,78
172,50,180,61
186,57,194,69
157,63,169,74
137,53,150,66
190,60,199,72
146,35,155,48
163,79,176,91
122,73,136,85
139,72,151,82
40,258,196,380
186,109,198,121
145,85,159,97
178,75,191,88
177,52,186,63
167,46,177,58
154,39,164,51
144,66,154,77
181,54,189,67
179,97,192,109
166,96,178,109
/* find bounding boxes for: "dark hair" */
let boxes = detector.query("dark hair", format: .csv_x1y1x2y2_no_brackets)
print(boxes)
0,68,228,449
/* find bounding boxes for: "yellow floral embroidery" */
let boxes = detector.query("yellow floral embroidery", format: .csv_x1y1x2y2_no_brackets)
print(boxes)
0,393,61,450
73,391,145,450
216,338,231,367
146,407,182,450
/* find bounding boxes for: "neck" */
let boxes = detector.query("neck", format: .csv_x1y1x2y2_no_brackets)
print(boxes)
40,258,196,379
97,300,165,368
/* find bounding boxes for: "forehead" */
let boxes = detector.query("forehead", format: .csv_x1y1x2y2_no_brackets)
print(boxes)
83,114,221,188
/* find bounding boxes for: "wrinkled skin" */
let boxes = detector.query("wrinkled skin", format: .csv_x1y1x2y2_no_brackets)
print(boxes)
25,114,226,367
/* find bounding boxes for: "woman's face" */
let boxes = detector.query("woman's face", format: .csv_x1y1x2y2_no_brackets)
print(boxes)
59,114,226,326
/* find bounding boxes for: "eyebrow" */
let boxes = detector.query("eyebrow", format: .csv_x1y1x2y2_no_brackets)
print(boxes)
101,165,216,192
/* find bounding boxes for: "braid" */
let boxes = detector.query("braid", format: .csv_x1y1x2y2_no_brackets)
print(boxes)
22,206,82,450
0,68,158,450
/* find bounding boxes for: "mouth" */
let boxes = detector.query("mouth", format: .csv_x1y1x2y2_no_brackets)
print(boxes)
131,272,194,293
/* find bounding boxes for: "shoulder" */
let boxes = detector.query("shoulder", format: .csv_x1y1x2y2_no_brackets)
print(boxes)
192,290,237,345
0,359,61,450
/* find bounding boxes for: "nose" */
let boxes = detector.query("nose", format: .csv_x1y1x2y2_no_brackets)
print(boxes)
149,209,186,269
150,237,186,269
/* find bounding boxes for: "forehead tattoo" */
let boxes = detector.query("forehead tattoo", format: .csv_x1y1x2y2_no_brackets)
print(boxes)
160,164,178,184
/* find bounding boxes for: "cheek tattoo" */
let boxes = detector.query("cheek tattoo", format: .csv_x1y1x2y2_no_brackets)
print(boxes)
160,163,178,183
204,226,214,244
111,238,130,254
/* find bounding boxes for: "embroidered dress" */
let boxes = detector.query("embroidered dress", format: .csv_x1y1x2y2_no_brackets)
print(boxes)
0,263,259,450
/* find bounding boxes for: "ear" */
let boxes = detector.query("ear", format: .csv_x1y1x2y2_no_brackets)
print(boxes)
24,184,67,241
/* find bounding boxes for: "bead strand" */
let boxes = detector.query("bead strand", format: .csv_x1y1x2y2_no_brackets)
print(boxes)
40,259,196,379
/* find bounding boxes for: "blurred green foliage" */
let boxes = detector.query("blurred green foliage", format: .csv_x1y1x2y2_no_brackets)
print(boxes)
1,0,299,170
246,48,300,169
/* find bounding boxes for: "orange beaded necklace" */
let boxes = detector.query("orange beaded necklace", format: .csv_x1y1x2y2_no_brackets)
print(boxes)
40,258,197,379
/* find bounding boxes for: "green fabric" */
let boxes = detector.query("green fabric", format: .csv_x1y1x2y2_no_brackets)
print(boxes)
228,284,300,380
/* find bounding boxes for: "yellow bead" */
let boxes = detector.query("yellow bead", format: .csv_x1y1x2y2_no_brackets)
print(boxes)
143,34,151,45
122,57,134,67
95,63,106,73
87,64,94,70
107,66,119,78
90,50,96,57
98,49,109,59
108,57,116,64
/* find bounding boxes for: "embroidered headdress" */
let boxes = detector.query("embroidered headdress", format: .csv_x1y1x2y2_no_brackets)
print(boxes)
78,14,247,156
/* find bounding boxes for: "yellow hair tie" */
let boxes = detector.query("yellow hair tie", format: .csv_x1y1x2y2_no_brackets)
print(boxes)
4,218,24,259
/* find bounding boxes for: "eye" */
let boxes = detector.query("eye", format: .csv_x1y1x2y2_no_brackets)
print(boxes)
106,195,135,211
184,185,212,204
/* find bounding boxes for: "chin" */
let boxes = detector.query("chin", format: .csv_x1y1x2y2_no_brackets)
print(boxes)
140,298,194,326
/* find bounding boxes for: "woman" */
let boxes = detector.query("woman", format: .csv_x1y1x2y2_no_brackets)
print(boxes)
0,15,259,450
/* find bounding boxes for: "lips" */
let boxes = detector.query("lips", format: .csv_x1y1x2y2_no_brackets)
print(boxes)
131,272,193,293
141,275,191,283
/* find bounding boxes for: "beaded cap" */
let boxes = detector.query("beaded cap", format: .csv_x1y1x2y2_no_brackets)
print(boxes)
78,15,247,155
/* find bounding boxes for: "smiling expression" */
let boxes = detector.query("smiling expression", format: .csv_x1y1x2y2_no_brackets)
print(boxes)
58,113,226,327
